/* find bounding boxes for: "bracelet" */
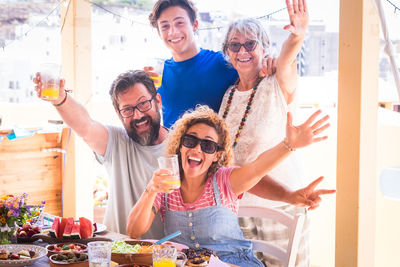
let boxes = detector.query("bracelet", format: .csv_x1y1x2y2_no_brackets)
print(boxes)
283,138,296,152
53,92,68,107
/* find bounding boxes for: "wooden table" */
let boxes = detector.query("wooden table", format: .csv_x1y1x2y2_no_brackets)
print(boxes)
29,231,238,267
30,230,131,267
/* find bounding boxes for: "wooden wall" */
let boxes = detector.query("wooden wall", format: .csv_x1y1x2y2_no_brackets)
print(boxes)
0,128,70,216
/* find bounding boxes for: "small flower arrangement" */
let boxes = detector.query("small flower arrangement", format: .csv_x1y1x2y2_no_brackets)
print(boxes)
0,193,45,244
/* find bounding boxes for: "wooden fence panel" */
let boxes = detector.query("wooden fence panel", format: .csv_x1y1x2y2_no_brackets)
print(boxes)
0,128,70,217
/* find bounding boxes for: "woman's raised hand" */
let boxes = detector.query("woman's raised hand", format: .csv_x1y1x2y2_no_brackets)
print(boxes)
283,0,309,37
147,169,176,194
285,109,330,150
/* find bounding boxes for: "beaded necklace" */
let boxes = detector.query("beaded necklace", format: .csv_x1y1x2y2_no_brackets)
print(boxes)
222,78,261,147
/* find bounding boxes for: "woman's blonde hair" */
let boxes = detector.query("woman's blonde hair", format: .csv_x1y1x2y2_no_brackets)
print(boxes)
166,105,233,178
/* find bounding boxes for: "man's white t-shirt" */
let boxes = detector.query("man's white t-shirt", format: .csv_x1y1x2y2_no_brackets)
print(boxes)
95,126,164,238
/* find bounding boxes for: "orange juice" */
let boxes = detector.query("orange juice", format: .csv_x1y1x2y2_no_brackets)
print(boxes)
164,179,181,189
153,258,176,267
151,74,162,89
41,87,59,100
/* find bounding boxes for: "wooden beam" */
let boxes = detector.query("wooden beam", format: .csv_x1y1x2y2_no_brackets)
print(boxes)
336,0,380,266
60,0,94,220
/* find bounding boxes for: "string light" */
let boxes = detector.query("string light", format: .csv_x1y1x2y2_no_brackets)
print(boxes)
86,0,148,26
386,0,400,13
0,1,288,52
60,0,71,32
1,1,61,51
2,0,397,52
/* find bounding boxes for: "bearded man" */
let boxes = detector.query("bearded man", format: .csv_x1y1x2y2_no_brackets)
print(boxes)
34,70,168,238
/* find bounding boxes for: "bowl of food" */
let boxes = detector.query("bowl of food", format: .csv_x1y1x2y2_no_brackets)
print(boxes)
46,243,88,257
16,223,42,243
111,240,153,265
48,252,88,267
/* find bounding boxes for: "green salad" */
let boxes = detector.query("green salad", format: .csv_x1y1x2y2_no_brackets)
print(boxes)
111,240,142,253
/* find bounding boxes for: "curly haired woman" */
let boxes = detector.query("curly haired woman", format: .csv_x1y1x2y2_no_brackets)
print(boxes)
126,105,334,267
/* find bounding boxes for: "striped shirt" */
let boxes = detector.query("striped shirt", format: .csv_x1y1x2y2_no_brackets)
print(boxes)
154,167,242,222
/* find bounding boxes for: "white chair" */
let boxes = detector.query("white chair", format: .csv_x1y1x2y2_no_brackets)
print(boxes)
238,206,305,267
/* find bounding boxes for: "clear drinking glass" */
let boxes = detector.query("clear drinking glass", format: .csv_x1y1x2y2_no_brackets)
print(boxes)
152,245,186,267
147,58,164,89
88,241,112,267
39,63,61,100
157,155,181,190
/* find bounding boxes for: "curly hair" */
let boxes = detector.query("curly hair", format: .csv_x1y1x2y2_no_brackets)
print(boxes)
166,105,233,179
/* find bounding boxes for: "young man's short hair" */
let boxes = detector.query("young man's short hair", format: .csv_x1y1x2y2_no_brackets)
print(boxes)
149,0,197,29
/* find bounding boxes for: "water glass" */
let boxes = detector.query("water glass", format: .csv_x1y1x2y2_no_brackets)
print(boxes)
88,241,112,267
157,155,181,190
39,63,61,100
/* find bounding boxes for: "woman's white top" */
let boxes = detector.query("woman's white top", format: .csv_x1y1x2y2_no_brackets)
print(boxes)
218,75,306,207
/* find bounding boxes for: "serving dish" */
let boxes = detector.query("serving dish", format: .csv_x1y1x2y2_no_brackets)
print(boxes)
46,243,88,257
48,253,88,267
111,240,153,265
0,244,46,267
29,233,112,245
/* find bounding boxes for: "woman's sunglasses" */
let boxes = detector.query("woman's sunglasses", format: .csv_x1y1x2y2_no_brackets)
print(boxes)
181,134,221,154
227,40,258,53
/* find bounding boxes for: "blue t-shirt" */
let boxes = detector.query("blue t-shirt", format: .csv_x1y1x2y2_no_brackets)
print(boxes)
158,49,238,128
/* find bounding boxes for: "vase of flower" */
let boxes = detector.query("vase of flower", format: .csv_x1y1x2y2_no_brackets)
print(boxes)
0,193,39,244
0,225,16,244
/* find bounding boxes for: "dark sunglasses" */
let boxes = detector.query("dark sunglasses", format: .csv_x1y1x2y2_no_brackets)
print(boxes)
227,40,258,53
181,134,221,154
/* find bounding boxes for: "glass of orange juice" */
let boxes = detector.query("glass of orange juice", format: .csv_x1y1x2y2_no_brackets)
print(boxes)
152,245,186,267
148,58,164,89
39,63,61,100
157,155,180,190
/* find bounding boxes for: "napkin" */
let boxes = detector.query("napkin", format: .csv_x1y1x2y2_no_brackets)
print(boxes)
208,255,230,266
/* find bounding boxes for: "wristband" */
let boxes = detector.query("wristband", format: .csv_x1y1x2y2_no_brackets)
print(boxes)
53,92,68,107
283,138,296,152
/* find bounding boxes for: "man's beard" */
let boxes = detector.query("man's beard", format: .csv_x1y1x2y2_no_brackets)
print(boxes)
125,110,161,146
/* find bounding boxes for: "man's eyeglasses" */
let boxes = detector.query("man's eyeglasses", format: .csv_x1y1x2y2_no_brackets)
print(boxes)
227,40,258,53
181,134,221,154
118,95,155,118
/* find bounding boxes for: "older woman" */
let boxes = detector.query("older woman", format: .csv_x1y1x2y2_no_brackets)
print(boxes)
218,0,311,266
126,105,333,267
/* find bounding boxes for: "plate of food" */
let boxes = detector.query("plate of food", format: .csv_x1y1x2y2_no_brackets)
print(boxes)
48,252,88,267
31,217,111,244
181,248,218,267
15,223,42,243
0,244,47,267
46,243,88,257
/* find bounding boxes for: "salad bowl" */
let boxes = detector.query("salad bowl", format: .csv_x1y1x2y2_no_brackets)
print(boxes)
111,240,153,265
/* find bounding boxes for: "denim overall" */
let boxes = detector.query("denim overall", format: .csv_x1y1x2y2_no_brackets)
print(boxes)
164,173,263,267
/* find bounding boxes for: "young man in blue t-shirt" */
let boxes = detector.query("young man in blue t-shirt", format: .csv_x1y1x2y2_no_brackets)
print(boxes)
147,0,273,128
